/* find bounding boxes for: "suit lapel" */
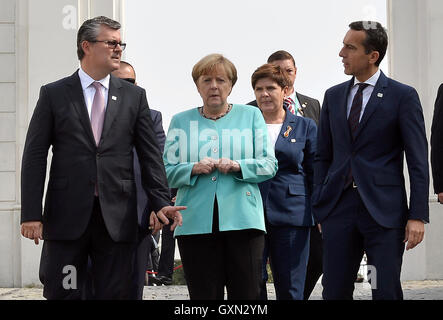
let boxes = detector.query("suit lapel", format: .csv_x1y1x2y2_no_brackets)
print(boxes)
296,93,308,117
353,71,388,140
66,71,96,147
277,108,296,144
101,75,122,145
339,79,355,144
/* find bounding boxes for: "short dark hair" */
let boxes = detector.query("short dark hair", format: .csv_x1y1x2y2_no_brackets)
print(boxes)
77,16,121,60
349,21,388,66
267,50,296,68
251,63,290,90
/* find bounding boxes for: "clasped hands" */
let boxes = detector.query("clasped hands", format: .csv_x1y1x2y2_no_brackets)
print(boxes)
192,157,240,176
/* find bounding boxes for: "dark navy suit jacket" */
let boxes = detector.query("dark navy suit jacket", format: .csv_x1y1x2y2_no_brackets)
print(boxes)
431,84,443,194
133,109,167,233
259,108,317,227
313,71,429,228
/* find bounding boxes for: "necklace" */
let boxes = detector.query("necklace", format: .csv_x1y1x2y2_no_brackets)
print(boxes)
199,104,232,120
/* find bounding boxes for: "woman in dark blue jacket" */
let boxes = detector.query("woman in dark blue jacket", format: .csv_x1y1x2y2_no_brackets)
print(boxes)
251,64,317,300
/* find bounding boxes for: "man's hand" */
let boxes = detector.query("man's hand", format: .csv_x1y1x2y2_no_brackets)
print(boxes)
192,157,218,176
438,193,443,204
217,158,241,174
149,211,162,234
156,205,187,231
404,219,425,251
21,221,43,245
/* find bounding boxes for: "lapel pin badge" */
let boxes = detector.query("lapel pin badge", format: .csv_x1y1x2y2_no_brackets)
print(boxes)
112,96,117,101
377,93,383,98
284,125,293,138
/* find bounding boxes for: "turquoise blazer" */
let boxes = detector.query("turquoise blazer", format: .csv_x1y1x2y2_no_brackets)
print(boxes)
163,104,278,236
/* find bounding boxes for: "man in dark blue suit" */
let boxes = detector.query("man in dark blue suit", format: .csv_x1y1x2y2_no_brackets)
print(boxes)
313,21,429,300
431,84,443,204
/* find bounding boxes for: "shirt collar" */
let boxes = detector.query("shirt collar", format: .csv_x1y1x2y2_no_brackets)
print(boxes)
78,67,110,90
353,68,381,88
287,89,297,101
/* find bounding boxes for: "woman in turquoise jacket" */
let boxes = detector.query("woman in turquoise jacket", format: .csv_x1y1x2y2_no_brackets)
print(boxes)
163,54,277,300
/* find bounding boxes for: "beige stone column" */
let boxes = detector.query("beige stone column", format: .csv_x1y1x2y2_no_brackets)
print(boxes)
388,0,443,280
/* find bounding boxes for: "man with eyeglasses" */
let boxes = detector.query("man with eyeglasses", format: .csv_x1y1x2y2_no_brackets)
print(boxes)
20,16,185,300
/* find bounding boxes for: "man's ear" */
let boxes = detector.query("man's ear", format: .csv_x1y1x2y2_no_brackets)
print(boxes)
369,51,380,65
283,86,289,96
81,40,91,57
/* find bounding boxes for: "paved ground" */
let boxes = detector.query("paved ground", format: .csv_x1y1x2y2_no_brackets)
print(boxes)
1,280,443,300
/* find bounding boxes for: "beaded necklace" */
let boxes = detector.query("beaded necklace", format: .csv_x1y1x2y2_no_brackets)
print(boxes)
199,104,232,120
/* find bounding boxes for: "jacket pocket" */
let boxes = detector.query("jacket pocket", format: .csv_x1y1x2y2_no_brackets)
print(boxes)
288,183,306,196
245,190,257,207
121,179,135,194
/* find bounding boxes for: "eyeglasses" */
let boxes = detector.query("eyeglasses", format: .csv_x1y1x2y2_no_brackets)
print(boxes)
90,40,126,51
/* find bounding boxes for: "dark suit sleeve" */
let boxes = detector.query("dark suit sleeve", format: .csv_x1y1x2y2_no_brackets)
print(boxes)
134,90,170,213
399,87,430,222
313,92,332,188
302,119,317,196
150,111,166,153
431,84,443,194
21,86,53,223
312,100,321,124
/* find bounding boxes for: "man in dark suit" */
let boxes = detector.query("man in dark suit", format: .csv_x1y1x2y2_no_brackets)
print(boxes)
20,16,185,300
248,50,322,300
313,21,429,300
114,61,168,298
248,50,320,124
431,84,443,204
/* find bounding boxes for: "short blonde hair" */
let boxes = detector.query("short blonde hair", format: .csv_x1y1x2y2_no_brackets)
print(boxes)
192,54,238,86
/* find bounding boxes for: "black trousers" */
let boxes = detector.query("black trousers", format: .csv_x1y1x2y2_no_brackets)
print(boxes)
178,230,264,300
130,229,153,300
158,223,176,279
177,199,264,300
40,198,135,300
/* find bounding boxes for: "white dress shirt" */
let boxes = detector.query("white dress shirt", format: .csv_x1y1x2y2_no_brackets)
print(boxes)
346,68,381,122
78,67,110,119
266,123,283,150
